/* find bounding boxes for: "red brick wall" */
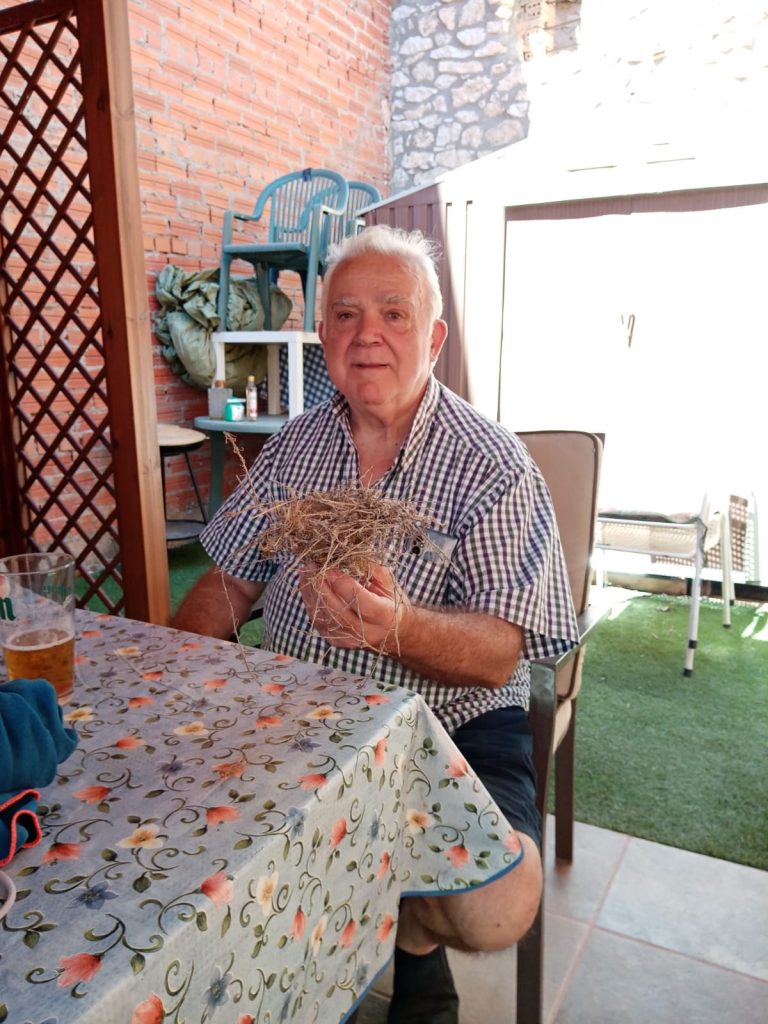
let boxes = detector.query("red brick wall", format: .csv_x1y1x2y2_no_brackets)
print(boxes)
128,0,391,515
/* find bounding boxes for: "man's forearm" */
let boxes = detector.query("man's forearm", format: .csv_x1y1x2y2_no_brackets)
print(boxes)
171,566,264,639
392,605,523,689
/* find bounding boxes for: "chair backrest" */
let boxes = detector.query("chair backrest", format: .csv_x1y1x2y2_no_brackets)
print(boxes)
517,431,603,617
253,168,349,248
326,180,382,247
346,181,382,237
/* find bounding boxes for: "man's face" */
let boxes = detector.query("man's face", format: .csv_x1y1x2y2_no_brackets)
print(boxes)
318,252,447,423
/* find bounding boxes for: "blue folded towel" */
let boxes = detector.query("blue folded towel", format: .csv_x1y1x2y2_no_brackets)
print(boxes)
0,678,79,867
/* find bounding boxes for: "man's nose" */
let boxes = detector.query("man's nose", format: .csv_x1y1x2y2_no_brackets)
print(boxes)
353,310,382,342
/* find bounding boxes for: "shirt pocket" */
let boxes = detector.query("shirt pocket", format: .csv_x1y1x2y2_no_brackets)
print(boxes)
395,529,460,606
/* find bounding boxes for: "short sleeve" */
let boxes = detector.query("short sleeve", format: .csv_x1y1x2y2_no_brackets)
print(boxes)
451,460,579,660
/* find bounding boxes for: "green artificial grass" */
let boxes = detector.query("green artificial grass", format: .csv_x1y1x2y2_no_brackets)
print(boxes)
570,592,768,870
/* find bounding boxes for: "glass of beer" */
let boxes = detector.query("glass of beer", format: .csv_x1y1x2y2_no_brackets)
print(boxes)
0,552,76,703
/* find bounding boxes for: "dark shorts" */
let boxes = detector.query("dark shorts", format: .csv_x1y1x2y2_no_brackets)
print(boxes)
451,706,541,848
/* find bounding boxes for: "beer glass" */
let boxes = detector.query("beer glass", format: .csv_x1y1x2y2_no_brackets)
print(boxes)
0,552,76,703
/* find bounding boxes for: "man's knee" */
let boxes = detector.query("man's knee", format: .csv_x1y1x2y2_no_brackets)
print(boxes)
412,833,543,953
460,857,542,951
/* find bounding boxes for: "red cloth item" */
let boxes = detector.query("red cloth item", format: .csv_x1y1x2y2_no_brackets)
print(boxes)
0,788,42,867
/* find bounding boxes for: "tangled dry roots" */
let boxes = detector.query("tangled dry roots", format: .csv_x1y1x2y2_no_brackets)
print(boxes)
255,485,434,579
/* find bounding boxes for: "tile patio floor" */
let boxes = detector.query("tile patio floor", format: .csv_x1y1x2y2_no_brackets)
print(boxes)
356,818,768,1023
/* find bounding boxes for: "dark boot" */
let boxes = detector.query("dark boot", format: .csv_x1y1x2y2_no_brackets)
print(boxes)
386,946,459,1024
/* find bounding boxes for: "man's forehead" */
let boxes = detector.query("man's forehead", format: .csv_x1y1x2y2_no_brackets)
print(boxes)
329,257,424,301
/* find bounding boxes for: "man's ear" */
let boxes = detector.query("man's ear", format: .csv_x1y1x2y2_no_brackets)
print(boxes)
430,319,448,363
318,320,326,347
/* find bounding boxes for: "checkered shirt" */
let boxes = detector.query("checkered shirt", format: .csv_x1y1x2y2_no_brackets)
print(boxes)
201,375,578,733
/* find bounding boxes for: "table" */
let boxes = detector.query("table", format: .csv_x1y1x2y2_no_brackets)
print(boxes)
0,610,522,1024
193,414,285,517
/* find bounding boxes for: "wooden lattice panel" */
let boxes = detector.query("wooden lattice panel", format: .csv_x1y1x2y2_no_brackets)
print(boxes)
0,6,123,612
0,0,169,624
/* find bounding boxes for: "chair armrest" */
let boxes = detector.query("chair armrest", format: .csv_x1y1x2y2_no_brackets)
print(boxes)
306,202,346,259
221,210,263,246
315,199,348,218
231,212,265,234
529,604,609,711
576,604,608,645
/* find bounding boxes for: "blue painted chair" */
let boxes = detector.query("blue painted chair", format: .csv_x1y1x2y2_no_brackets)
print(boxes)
217,169,349,331
330,180,382,244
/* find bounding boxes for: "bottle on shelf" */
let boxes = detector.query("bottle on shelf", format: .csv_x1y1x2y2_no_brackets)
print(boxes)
208,378,232,419
245,374,259,420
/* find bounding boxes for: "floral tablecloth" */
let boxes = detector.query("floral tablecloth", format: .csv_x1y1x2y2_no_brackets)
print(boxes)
0,610,522,1024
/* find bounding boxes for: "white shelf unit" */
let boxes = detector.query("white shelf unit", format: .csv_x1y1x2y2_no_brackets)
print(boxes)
212,330,321,419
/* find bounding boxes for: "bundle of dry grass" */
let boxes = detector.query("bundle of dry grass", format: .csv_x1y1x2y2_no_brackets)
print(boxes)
255,484,435,579
219,437,441,654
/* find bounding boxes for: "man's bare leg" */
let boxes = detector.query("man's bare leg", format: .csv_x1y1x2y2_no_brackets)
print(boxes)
395,832,542,954
386,834,541,1023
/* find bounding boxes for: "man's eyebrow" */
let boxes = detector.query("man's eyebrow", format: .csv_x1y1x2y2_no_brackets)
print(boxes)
331,294,414,307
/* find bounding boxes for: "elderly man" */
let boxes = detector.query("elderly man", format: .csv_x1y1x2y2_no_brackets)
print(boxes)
173,224,577,1023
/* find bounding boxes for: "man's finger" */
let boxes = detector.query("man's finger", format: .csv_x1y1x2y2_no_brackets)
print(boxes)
363,564,395,598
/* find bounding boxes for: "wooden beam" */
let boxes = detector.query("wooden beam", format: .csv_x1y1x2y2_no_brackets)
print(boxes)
78,0,169,623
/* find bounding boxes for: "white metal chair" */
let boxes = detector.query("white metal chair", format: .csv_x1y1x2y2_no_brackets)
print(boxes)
594,495,737,676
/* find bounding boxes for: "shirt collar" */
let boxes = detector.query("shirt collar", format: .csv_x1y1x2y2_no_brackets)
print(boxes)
329,375,442,472
330,389,355,448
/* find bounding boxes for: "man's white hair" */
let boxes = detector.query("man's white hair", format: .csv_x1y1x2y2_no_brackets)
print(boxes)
322,224,444,322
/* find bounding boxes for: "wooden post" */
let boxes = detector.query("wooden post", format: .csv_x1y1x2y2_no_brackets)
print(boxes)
78,0,170,623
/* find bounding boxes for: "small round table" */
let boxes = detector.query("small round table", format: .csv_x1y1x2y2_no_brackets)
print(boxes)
157,424,208,543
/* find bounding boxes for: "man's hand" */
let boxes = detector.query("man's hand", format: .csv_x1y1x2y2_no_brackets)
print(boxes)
300,561,523,690
298,563,408,653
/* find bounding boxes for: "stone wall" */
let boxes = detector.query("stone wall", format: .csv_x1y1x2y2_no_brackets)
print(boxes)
390,0,768,192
